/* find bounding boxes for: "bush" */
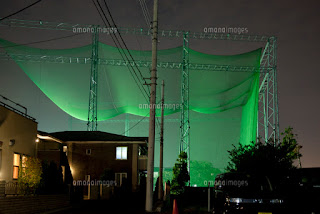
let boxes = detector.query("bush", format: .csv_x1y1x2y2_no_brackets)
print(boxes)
18,156,42,194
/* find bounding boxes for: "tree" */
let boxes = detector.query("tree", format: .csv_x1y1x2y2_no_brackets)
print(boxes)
18,156,42,194
38,161,63,194
190,160,222,186
226,127,302,176
171,151,190,195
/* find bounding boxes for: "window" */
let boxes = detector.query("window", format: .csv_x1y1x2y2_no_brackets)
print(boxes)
13,153,20,179
63,146,68,153
86,149,91,155
115,173,127,186
116,147,127,160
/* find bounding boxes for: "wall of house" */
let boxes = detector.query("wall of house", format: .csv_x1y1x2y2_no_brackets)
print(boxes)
66,141,144,192
0,106,37,182
37,140,62,166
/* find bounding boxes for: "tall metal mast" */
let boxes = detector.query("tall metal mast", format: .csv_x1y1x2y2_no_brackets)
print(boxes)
87,26,99,131
180,32,190,172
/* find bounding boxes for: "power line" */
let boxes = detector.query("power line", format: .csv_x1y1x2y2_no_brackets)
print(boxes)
102,0,150,93
93,0,150,100
120,112,149,136
92,0,150,103
0,33,84,49
92,0,157,136
142,0,151,24
138,0,151,28
0,0,44,21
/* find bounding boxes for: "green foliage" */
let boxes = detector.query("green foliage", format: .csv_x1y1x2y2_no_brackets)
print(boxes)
18,156,42,194
190,160,222,186
171,152,190,195
226,127,302,175
281,126,302,161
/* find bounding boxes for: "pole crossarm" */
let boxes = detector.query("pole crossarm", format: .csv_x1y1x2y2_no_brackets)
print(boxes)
0,18,271,42
0,52,271,72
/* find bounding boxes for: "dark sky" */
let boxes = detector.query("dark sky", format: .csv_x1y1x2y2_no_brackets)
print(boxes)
0,0,319,167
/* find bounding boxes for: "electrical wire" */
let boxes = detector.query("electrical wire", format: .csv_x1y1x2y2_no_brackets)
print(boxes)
0,0,44,21
0,33,85,49
92,0,150,103
93,0,150,99
120,112,149,136
94,0,162,135
102,0,150,93
142,0,151,24
138,0,151,28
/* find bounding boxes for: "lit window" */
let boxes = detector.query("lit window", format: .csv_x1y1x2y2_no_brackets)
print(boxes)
13,153,20,179
116,147,128,160
63,146,67,153
86,149,91,155
116,147,127,160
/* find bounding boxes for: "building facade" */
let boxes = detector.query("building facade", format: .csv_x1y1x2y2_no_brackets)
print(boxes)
0,101,37,183
38,131,148,197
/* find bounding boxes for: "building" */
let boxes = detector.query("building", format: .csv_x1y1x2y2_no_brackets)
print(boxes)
37,131,148,198
0,96,37,185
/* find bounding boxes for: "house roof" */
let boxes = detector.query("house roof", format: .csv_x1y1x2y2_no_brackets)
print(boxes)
47,131,148,143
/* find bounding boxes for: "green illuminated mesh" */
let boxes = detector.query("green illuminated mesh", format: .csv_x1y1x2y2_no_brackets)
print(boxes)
0,38,261,186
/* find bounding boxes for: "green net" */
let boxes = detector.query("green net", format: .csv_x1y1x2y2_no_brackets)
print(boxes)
0,38,261,186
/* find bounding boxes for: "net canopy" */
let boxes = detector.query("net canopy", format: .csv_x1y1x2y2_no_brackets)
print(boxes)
0,38,261,186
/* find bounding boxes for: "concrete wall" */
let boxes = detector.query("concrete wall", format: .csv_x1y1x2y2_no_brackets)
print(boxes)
0,194,70,214
0,106,37,182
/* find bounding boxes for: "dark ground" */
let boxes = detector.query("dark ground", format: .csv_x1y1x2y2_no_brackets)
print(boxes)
51,188,211,214
52,199,210,214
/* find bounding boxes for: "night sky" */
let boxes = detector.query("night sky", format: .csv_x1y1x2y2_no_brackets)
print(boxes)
0,0,319,168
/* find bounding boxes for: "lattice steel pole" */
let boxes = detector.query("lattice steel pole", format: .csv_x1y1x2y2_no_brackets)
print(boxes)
258,37,279,144
87,26,99,131
271,37,280,143
180,32,190,172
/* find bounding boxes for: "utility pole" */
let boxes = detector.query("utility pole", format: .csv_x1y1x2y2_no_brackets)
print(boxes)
145,0,158,212
158,80,164,201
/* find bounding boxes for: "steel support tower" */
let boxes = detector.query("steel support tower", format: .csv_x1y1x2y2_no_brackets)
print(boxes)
87,26,99,131
258,37,279,143
180,32,190,170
